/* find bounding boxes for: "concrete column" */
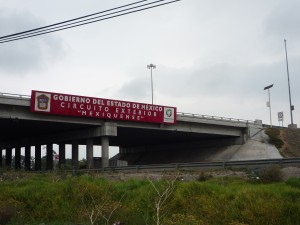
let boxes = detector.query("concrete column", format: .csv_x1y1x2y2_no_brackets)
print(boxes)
6,148,12,168
86,139,94,169
72,143,79,169
101,136,109,168
59,144,66,167
25,146,31,171
35,145,41,171
0,149,2,168
46,144,53,170
15,147,21,169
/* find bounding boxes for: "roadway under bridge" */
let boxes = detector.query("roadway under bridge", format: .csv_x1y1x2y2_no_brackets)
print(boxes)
0,93,263,170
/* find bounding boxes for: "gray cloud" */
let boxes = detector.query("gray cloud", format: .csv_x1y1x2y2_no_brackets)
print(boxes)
0,10,66,76
264,0,300,40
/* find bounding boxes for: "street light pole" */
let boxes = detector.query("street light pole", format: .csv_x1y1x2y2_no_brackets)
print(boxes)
284,39,294,126
264,84,274,128
147,63,156,105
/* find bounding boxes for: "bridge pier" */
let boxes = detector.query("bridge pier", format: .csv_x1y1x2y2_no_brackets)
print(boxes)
101,137,109,168
72,142,79,169
86,139,93,169
100,122,117,168
15,147,21,170
0,149,2,168
25,146,31,170
6,148,12,169
59,143,66,168
35,145,41,171
46,144,53,170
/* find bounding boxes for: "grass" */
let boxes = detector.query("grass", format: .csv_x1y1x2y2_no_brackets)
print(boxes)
0,172,300,225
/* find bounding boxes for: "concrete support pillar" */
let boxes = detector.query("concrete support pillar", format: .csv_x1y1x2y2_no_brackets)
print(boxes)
59,144,66,167
25,146,31,171
86,139,94,169
72,143,79,169
35,145,41,171
101,136,109,168
0,149,2,168
6,148,12,168
46,144,53,170
15,147,21,169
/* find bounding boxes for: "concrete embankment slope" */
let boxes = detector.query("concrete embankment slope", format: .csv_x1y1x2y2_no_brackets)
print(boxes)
227,128,283,161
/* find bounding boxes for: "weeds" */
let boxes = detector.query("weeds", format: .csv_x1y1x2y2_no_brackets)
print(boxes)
0,172,299,225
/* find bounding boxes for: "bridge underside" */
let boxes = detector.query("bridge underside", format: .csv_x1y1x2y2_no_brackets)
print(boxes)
0,118,238,148
0,99,253,170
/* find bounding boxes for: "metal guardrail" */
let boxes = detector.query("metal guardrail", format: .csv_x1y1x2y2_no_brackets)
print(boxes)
0,92,30,99
71,158,300,173
177,112,255,124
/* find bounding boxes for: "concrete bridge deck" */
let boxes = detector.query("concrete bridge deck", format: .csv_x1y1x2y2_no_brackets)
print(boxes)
0,93,262,170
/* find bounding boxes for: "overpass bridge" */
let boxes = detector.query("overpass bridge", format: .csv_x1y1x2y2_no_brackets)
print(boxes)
0,92,262,170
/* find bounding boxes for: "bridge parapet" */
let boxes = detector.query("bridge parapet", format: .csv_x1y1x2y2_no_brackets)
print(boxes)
177,112,255,124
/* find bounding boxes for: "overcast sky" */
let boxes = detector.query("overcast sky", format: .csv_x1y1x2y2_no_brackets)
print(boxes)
1,0,300,128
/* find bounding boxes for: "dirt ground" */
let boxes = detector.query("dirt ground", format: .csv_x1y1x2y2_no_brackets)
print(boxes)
279,128,300,157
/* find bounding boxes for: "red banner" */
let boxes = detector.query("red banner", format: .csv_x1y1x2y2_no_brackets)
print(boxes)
30,90,176,124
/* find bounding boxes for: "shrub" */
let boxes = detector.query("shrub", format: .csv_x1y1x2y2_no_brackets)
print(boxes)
197,171,212,182
260,165,283,183
265,128,284,149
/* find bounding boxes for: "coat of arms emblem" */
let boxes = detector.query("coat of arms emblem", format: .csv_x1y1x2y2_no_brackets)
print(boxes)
37,94,50,110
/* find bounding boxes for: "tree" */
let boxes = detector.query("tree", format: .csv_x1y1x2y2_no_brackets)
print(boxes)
147,173,179,225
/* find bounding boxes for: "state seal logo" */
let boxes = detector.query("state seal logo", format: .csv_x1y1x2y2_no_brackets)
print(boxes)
163,107,175,123
34,92,51,112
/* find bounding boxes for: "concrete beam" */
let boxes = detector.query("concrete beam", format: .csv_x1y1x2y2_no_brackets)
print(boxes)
0,103,102,126
0,126,106,149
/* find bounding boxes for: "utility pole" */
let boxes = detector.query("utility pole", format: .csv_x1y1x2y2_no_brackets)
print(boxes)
284,39,296,128
147,64,156,105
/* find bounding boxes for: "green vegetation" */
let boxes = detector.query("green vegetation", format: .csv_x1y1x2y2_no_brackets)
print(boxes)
0,171,300,225
265,128,284,149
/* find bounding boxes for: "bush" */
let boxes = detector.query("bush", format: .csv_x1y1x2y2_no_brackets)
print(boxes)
260,165,283,183
265,128,284,149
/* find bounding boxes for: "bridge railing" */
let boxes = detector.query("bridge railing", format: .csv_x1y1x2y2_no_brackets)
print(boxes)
0,92,30,99
177,112,255,124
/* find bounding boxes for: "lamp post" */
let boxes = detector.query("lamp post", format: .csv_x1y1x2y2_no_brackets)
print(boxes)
284,39,296,128
264,84,274,128
147,63,156,105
